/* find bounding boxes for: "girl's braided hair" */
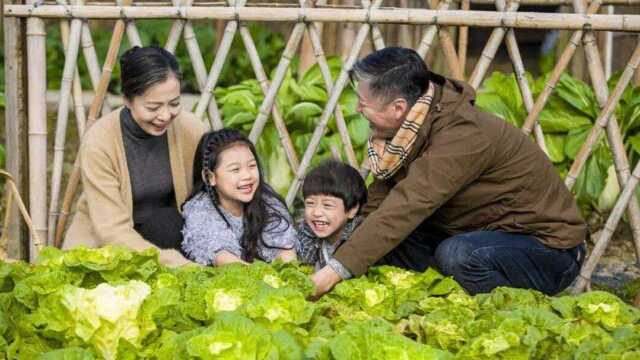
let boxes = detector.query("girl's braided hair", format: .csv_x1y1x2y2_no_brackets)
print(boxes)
184,129,289,262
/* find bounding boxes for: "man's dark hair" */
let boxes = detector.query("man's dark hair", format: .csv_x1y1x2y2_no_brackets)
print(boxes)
120,45,182,100
350,47,430,107
302,160,367,212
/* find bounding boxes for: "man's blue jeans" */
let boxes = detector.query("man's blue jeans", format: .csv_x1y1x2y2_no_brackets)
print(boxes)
379,224,585,295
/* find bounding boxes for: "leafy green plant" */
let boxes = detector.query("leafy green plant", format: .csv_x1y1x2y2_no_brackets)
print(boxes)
1,246,639,359
476,71,640,222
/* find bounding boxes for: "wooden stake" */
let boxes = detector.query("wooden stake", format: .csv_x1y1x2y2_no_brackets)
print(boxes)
55,0,134,248
3,11,28,259
416,0,451,59
193,0,248,129
572,154,640,293
80,22,113,115
286,0,384,206
468,1,519,89
522,0,602,135
26,6,47,259
308,22,359,168
117,0,143,47
496,0,548,154
565,42,640,190
49,9,83,245
180,0,220,128
247,21,306,142
0,171,43,254
238,23,300,172
7,5,640,32
458,0,469,73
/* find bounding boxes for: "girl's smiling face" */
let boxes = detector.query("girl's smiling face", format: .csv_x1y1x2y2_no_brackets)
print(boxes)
207,143,260,216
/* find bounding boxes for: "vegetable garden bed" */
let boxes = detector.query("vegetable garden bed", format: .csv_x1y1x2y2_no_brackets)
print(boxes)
1,246,638,359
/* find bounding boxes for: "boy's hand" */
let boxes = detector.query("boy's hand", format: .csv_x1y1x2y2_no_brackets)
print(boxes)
310,265,342,298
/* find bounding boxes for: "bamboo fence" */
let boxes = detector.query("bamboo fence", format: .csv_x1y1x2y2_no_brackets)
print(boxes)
4,0,640,293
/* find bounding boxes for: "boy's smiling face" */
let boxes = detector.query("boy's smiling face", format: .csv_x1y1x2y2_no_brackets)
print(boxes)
304,194,359,242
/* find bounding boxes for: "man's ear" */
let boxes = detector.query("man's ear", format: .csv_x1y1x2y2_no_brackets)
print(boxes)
346,204,360,220
391,97,409,123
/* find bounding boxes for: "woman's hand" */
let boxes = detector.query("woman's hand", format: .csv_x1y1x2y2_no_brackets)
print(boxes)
310,265,342,299
276,249,297,263
213,250,248,266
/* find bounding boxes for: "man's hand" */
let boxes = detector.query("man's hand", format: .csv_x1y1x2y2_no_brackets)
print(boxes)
310,265,342,299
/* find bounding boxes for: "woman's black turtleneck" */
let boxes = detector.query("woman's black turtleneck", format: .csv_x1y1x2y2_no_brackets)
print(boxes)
120,107,184,250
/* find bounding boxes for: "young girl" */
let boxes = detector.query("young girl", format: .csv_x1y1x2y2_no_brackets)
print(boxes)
181,129,297,266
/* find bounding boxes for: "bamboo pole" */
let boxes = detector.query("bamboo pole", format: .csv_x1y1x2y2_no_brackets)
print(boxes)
635,36,640,87
0,189,14,259
7,6,640,32
55,0,133,248
571,0,640,264
564,42,640,190
165,0,220,127
468,1,520,89
80,22,113,115
458,0,469,73
416,0,451,58
521,0,602,135
307,22,359,168
238,24,300,172
438,27,464,80
180,0,220,129
430,0,464,80
398,0,413,47
164,0,186,54
25,0,640,5
0,171,43,255
572,155,640,293
193,0,248,129
247,22,307,142
49,12,83,245
60,16,88,135
361,0,385,50
116,0,143,47
3,11,28,259
286,1,382,206
26,6,47,260
496,0,548,154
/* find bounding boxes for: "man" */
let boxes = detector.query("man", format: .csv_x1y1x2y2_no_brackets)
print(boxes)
311,47,587,296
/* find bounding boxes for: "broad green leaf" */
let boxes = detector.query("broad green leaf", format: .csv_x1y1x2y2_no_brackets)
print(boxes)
543,134,566,163
564,126,591,160
347,115,370,147
556,73,599,119
538,97,592,133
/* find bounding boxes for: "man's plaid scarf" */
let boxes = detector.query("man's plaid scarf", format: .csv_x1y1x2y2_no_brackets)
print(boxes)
368,82,435,180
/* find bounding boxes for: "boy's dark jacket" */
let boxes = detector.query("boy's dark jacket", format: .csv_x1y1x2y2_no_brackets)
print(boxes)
296,217,363,269
333,73,587,277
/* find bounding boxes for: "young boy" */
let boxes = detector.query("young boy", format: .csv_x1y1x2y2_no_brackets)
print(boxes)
296,160,367,277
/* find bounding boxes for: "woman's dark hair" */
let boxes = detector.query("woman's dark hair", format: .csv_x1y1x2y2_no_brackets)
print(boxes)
185,129,289,262
349,46,430,107
120,45,182,100
302,160,367,213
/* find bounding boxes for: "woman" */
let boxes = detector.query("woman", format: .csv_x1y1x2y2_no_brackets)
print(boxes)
63,46,207,266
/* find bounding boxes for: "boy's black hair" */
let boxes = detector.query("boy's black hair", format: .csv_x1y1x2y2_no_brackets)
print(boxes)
302,160,367,212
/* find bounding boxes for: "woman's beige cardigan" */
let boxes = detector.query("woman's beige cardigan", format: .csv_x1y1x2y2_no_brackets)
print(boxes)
63,108,207,266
